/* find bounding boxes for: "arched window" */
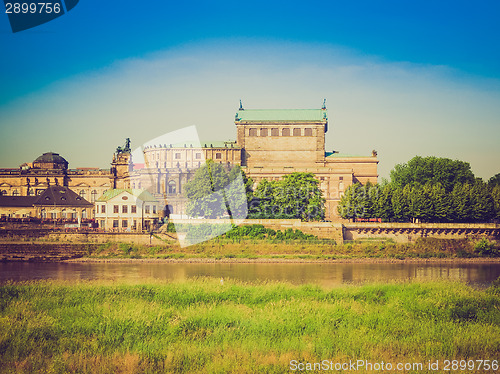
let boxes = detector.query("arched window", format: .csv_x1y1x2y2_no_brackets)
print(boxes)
27,189,34,196
12,190,19,196
260,128,268,137
91,190,97,203
282,128,290,137
271,128,279,136
168,181,176,194
0,190,6,196
293,128,301,136
41,209,46,219
79,190,86,199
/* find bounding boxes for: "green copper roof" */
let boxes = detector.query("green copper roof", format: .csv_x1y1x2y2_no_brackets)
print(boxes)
325,152,368,158
96,189,158,202
235,109,327,122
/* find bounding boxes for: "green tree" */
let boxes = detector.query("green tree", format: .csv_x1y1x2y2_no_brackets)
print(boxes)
375,184,394,221
491,185,500,219
488,173,500,187
431,183,451,222
470,180,495,222
451,183,472,222
225,165,254,218
391,185,411,222
409,184,434,223
337,183,361,220
184,160,251,219
337,182,380,220
390,156,475,192
252,173,325,221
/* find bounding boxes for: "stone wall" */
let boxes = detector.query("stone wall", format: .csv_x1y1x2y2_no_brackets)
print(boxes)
45,232,175,245
1,221,498,248
0,242,97,261
343,222,500,243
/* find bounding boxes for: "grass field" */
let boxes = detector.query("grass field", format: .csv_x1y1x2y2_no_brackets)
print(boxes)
1,279,499,373
90,236,499,261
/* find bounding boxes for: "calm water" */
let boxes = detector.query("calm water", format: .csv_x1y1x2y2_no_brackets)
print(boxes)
1,261,500,287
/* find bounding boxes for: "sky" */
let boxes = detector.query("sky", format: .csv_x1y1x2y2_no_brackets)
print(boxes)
0,0,499,181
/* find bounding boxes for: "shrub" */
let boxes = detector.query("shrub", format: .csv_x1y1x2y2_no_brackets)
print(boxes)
474,238,498,256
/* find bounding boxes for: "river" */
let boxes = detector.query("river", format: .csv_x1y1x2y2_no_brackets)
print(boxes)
1,261,499,287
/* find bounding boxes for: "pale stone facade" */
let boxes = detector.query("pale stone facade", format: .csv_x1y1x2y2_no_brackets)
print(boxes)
234,106,378,220
94,189,161,231
0,104,378,221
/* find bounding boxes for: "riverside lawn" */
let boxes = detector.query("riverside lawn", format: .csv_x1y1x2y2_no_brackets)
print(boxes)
88,236,499,260
1,279,500,373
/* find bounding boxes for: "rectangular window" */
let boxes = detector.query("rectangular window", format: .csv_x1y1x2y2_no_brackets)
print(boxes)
260,128,268,137
293,128,301,136
101,205,106,214
100,220,105,228
271,128,279,136
339,176,343,181
153,205,157,214
282,128,290,136
122,205,128,214
145,205,150,214
195,153,202,159
304,128,313,136
122,220,128,228
131,205,137,214
113,220,119,228
249,128,257,136
113,205,119,214
175,153,181,159
215,153,222,159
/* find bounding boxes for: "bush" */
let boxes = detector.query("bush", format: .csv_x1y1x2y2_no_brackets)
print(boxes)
474,238,498,256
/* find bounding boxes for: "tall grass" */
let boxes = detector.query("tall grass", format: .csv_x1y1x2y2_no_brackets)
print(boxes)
92,237,497,260
1,279,499,373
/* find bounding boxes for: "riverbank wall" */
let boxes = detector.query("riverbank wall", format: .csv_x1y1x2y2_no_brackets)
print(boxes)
0,242,99,261
168,219,499,244
0,221,498,249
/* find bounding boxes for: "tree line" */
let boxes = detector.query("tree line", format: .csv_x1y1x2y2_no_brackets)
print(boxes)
184,156,500,223
183,160,325,221
338,156,500,223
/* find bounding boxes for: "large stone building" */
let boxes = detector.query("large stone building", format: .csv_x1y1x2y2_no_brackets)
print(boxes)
130,104,378,219
0,104,378,221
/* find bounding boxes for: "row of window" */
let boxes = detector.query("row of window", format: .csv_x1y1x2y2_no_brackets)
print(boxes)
249,128,313,137
98,204,156,214
148,152,204,161
112,219,137,228
106,219,155,229
147,151,234,162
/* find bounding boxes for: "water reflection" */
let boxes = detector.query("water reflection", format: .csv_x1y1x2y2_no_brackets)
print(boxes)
1,262,499,287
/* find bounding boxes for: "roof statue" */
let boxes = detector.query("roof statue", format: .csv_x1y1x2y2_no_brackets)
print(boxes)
116,138,131,154
322,99,327,110
239,99,244,110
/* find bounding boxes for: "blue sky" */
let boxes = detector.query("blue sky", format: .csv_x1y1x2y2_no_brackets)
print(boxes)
1,0,499,180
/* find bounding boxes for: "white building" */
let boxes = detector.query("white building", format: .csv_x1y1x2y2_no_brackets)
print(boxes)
94,189,162,231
